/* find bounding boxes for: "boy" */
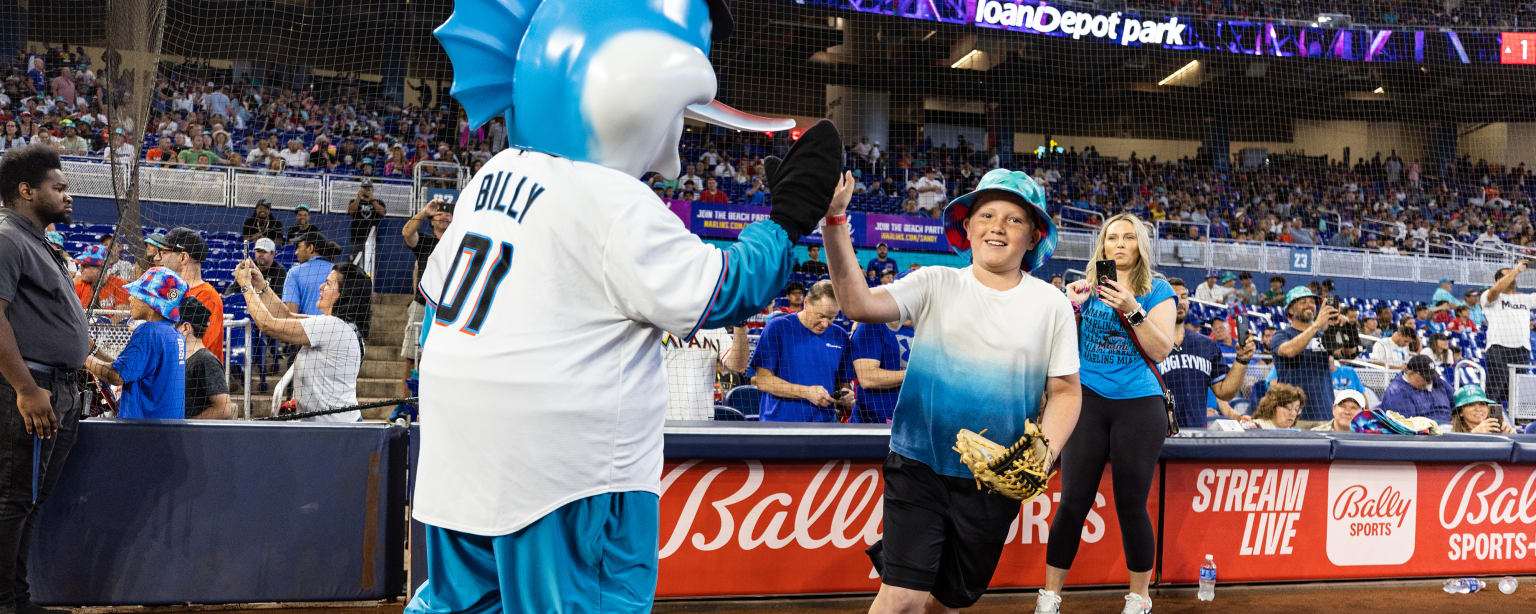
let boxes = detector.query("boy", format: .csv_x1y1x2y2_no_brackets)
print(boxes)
821,168,1081,612
178,297,230,419
84,267,187,419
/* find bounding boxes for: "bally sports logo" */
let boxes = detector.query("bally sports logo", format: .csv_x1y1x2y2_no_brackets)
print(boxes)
1326,462,1417,566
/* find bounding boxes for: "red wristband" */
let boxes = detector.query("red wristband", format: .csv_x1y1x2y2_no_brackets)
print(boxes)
824,214,849,226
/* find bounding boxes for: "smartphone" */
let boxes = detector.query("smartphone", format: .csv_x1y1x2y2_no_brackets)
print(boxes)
1489,403,1506,427
1095,259,1117,287
1235,314,1250,347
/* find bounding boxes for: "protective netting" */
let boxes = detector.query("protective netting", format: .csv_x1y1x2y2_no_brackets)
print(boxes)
14,0,1536,423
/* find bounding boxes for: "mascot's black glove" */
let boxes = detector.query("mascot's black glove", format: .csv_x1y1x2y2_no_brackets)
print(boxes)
764,119,843,242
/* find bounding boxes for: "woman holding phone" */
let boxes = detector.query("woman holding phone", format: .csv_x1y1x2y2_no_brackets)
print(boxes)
1451,385,1515,433
1037,213,1176,614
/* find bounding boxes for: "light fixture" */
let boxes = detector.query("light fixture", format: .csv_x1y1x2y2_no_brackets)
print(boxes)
1373,86,1385,93
951,49,982,69
1157,60,1200,86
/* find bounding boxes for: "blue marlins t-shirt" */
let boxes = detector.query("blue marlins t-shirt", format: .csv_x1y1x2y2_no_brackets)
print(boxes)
1079,278,1176,399
749,314,850,422
882,266,1079,479
849,321,914,423
113,320,187,419
1157,331,1228,428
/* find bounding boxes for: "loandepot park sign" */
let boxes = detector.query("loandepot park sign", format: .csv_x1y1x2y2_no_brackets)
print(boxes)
974,0,1187,46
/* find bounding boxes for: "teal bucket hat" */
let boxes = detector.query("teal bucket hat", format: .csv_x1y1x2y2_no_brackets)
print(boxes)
1453,385,1492,410
941,168,1056,272
1284,285,1318,308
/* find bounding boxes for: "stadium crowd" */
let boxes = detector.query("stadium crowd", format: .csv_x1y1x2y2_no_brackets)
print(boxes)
5,46,1536,260
3,45,1533,435
1140,0,1529,27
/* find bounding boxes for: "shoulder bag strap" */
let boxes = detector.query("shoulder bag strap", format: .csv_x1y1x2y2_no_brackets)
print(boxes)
1115,310,1180,436
1115,311,1167,388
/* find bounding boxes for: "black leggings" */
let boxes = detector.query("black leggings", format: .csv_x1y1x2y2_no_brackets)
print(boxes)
1045,387,1165,573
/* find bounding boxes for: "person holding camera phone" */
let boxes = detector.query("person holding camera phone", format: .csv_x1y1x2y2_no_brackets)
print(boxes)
347,179,386,258
400,197,453,396
1159,278,1255,429
1451,385,1515,434
1271,286,1345,429
1045,213,1175,614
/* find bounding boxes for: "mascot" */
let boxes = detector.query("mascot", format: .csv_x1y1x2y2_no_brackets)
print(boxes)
407,0,843,611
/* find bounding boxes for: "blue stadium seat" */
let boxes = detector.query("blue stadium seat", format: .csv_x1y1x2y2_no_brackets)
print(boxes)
713,405,746,421
724,385,761,417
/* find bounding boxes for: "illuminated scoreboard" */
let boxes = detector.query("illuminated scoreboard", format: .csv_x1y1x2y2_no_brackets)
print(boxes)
1501,32,1536,64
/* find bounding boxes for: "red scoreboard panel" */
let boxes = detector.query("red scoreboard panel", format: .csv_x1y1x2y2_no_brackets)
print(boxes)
1502,32,1536,64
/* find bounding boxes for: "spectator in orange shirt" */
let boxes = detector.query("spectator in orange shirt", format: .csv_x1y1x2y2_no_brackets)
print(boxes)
73,244,129,310
156,227,225,361
143,136,177,166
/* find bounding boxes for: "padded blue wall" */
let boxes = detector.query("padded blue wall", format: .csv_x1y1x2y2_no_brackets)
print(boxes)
29,420,407,605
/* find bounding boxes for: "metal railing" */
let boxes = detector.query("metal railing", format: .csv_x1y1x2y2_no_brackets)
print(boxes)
58,154,1536,286
84,309,254,419
60,155,426,215
1100,226,1536,287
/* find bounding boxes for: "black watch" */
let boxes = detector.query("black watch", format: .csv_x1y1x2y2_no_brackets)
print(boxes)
1126,307,1148,326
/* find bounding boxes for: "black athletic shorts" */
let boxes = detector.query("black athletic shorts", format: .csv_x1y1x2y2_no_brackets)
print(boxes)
866,452,1021,609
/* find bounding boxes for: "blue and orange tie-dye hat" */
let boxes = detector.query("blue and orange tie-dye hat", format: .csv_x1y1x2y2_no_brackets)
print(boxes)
76,244,107,268
124,266,188,322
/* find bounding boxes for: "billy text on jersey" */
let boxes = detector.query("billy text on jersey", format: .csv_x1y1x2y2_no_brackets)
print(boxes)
474,170,547,223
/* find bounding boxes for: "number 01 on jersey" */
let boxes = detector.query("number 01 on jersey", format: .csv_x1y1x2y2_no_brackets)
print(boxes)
434,232,514,335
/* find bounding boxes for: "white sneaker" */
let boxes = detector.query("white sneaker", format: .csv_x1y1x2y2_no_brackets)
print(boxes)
1033,589,1061,614
1121,593,1152,614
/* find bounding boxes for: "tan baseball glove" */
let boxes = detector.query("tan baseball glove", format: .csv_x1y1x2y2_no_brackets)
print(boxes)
953,422,1054,501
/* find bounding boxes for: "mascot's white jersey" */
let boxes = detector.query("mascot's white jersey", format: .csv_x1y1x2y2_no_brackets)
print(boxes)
413,148,727,535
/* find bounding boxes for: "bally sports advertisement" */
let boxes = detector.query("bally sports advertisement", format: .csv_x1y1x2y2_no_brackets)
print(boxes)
653,458,1536,596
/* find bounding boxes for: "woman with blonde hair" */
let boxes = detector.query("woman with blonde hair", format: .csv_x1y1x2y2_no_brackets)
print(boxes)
1250,382,1306,429
1039,212,1176,614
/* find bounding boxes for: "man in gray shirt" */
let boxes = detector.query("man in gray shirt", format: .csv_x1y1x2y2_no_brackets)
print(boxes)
0,145,88,614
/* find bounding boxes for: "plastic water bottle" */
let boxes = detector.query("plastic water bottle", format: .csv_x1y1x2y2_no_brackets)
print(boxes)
1499,576,1518,594
1443,578,1486,594
1197,554,1217,601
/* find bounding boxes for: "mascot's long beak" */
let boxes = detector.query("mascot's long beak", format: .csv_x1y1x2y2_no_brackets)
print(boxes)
685,99,795,132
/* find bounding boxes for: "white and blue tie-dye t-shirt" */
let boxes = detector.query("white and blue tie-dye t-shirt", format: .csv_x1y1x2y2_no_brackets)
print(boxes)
884,266,1080,479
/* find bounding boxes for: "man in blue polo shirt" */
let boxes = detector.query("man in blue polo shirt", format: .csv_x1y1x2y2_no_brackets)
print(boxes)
84,266,188,419
1159,279,1254,428
750,280,855,422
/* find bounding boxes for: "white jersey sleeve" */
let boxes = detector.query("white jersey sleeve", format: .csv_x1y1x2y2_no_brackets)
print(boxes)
601,199,725,339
